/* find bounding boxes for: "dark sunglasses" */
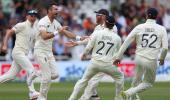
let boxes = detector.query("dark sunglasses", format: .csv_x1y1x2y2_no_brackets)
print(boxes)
30,14,37,17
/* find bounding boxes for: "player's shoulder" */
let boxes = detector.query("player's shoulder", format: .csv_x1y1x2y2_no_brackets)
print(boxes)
135,24,144,29
156,23,166,30
53,19,61,26
94,24,103,31
38,16,48,25
114,33,121,41
15,21,26,28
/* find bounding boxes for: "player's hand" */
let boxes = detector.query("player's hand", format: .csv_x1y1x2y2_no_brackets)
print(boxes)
58,26,69,33
81,54,86,60
113,59,121,66
80,36,90,41
159,59,165,65
65,40,78,47
1,45,8,53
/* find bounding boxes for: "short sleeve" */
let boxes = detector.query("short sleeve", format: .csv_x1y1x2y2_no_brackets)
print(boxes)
38,20,47,32
12,23,25,34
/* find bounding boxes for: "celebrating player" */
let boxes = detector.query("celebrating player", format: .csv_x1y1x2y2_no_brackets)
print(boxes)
33,2,85,100
1,10,40,100
66,9,120,100
114,8,168,100
68,16,124,100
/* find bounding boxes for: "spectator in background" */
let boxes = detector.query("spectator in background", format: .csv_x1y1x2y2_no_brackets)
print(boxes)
0,11,7,45
0,0,169,61
121,0,138,24
83,17,95,36
156,5,165,25
53,35,72,60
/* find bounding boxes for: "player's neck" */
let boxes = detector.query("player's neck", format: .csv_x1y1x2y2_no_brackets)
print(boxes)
47,14,55,23
97,21,104,25
27,19,34,27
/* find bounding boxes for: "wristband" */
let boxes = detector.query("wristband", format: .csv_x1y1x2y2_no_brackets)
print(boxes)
76,36,81,41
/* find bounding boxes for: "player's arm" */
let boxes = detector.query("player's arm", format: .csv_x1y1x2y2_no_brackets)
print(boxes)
65,37,90,47
159,28,168,65
77,38,90,45
114,27,138,64
59,29,77,39
81,32,97,60
2,29,15,52
117,28,138,58
39,25,56,40
2,23,23,52
113,37,122,58
83,32,96,55
113,36,122,65
59,27,88,41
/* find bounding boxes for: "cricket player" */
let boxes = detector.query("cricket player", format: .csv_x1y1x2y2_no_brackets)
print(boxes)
68,16,124,100
33,2,84,100
114,8,168,100
1,10,40,100
65,9,119,100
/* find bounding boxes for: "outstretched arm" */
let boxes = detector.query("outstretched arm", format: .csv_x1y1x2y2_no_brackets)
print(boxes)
114,27,139,65
59,27,88,41
65,37,90,47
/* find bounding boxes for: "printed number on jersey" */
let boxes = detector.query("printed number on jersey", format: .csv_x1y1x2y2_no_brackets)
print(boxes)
141,33,157,48
96,41,114,55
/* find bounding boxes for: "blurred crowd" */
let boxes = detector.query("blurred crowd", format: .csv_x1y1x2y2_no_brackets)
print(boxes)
0,0,170,61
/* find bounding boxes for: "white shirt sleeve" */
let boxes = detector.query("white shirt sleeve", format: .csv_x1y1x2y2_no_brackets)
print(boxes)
83,31,97,54
38,20,47,32
116,26,139,59
12,23,24,33
113,36,122,60
161,27,168,49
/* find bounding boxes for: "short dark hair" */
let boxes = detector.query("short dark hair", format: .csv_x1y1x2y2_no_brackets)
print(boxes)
46,2,58,12
105,16,115,29
146,8,158,19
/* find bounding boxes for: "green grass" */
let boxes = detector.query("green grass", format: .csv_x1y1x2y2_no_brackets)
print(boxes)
0,82,170,100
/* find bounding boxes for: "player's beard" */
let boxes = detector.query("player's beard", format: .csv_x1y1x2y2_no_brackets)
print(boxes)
96,19,102,25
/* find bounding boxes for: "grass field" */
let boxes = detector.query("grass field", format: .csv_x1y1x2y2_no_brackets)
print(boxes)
0,82,170,100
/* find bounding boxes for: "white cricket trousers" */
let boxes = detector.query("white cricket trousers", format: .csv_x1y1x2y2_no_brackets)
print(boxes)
125,55,157,97
80,72,104,99
0,50,36,92
68,60,124,100
34,49,58,99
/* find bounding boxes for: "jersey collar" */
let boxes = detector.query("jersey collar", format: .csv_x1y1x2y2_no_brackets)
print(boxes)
45,15,53,24
104,27,113,32
146,19,156,23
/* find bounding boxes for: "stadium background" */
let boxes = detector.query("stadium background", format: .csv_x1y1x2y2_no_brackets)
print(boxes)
0,0,170,100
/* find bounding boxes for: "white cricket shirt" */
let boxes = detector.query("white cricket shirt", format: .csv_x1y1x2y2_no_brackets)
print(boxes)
34,15,62,51
83,28,121,63
117,19,168,60
12,20,38,54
